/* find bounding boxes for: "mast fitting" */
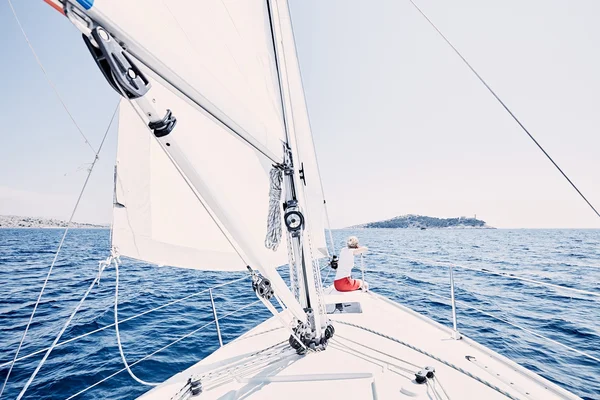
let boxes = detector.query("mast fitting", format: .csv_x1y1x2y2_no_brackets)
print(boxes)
415,366,436,384
283,202,304,235
83,25,177,136
148,109,177,137
251,271,274,300
84,27,149,99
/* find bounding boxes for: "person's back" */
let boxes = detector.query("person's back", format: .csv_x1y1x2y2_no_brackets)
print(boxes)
334,247,354,281
333,236,368,292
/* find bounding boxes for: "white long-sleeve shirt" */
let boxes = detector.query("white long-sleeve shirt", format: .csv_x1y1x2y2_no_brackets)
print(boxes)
334,247,367,280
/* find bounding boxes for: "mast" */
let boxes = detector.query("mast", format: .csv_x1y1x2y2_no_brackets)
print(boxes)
266,0,328,343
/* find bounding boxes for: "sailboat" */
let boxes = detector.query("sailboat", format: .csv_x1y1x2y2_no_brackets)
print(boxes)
7,0,589,398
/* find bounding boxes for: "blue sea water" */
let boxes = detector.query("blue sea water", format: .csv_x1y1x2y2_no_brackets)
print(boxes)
0,228,599,399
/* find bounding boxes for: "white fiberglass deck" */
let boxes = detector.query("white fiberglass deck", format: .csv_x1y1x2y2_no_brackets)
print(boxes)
139,290,580,400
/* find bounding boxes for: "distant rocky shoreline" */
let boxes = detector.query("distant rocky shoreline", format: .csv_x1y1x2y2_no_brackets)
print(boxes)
0,215,108,229
350,214,494,229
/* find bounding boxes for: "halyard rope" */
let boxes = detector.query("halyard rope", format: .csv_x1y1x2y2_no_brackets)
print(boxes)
265,165,284,251
114,256,160,386
332,319,520,400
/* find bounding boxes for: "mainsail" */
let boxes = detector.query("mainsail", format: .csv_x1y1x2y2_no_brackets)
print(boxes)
86,0,330,320
101,0,328,266
91,0,287,159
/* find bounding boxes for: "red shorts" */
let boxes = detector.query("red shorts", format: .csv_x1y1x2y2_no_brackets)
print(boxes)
334,277,362,292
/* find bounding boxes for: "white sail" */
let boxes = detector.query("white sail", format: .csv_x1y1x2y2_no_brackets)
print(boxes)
112,80,289,272
86,0,326,319
97,0,329,262
86,0,286,160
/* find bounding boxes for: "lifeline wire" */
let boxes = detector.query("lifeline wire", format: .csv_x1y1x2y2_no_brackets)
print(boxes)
388,276,600,364
1,104,119,398
333,319,520,400
371,250,600,299
0,275,249,370
15,256,113,400
65,300,265,399
408,0,600,220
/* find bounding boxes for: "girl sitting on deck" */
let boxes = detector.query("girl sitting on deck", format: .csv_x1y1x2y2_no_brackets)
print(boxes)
334,236,369,292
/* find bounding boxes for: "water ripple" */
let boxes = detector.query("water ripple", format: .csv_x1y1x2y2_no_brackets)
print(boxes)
0,228,599,399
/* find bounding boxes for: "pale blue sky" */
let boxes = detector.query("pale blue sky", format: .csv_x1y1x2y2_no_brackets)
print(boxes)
1,0,599,228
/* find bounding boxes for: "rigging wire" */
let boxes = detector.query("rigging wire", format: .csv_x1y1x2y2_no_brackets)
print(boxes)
322,266,333,286
408,0,600,220
0,276,249,370
65,300,265,399
333,319,521,400
6,0,97,154
370,250,600,298
15,256,112,400
0,103,119,398
117,89,305,328
390,277,600,364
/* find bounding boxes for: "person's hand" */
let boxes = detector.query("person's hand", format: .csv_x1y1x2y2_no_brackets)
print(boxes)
361,281,370,292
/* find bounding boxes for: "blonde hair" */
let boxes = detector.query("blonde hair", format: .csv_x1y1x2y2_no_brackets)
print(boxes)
347,236,359,248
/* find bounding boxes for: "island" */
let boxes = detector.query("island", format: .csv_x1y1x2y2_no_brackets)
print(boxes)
0,215,108,229
350,214,494,229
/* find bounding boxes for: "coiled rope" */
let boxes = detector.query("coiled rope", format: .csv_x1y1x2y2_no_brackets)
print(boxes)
332,319,520,400
265,165,284,251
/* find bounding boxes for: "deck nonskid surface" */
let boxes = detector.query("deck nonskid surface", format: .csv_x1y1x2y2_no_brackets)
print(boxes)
139,290,580,399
